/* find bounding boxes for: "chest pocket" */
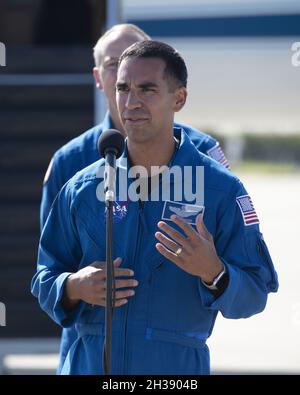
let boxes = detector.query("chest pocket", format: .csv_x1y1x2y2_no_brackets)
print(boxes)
76,202,102,264
144,205,215,344
146,251,213,338
75,201,123,268
202,207,216,239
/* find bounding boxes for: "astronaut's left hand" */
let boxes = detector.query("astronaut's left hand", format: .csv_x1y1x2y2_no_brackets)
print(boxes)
155,214,223,283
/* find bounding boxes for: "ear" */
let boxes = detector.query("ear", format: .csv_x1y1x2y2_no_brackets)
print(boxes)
93,67,103,90
173,87,187,112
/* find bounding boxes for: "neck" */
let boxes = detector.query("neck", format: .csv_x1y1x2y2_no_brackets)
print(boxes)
113,117,126,136
110,110,126,137
127,131,175,174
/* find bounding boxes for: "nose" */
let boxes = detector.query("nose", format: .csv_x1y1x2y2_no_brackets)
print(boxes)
126,90,142,110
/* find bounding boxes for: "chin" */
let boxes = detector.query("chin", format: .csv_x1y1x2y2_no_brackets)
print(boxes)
126,129,151,144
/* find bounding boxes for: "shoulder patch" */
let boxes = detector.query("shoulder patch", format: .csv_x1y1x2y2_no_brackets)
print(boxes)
207,142,230,169
236,194,259,226
43,158,53,185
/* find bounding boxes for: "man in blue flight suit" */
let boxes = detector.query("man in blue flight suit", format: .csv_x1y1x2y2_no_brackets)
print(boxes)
33,40,278,374
40,24,229,373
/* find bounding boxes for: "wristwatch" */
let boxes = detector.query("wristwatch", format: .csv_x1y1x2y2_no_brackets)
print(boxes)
202,264,227,291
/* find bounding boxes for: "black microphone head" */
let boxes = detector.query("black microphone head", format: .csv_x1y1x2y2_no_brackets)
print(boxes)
98,129,125,159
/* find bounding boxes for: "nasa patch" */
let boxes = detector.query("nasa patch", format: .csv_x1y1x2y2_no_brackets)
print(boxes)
104,201,129,223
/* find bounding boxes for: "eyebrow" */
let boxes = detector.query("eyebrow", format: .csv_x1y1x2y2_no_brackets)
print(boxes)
138,82,158,89
103,56,118,62
103,57,119,65
116,81,158,89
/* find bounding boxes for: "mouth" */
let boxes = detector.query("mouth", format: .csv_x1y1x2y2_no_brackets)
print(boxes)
124,118,149,125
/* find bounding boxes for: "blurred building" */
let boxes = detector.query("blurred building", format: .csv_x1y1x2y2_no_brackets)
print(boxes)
0,0,106,338
125,0,300,134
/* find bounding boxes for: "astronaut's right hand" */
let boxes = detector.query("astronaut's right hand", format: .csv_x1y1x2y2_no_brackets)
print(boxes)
62,257,138,310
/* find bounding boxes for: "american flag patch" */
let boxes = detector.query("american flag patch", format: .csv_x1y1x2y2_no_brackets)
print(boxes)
236,195,259,226
207,142,230,169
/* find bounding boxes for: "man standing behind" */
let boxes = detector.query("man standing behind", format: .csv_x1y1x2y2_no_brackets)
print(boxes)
40,24,229,373
32,41,278,374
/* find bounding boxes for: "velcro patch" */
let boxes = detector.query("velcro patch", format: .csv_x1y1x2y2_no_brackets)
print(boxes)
236,194,259,226
162,201,205,225
207,142,230,169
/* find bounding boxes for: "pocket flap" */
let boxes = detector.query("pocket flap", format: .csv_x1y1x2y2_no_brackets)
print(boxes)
146,327,207,349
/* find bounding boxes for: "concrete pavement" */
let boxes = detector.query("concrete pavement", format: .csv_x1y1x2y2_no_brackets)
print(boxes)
209,173,300,374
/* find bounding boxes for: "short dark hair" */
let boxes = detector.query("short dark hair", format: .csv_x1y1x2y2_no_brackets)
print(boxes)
118,40,188,90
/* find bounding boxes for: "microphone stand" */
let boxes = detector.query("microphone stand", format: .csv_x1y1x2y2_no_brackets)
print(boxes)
103,155,116,375
98,130,124,375
103,199,114,375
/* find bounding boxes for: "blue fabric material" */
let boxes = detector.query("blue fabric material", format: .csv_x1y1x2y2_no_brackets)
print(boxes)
39,113,224,373
33,128,278,375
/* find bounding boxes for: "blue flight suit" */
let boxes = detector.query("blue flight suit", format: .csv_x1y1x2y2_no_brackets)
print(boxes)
40,112,229,373
33,128,278,375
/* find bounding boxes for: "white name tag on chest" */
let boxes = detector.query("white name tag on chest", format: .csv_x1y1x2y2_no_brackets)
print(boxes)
162,201,205,225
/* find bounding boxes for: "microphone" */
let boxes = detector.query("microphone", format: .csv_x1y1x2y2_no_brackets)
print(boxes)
98,129,125,204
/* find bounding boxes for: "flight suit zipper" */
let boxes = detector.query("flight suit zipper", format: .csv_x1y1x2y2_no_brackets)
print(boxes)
122,202,143,373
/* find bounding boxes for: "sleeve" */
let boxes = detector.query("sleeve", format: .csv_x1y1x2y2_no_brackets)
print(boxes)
179,123,230,169
199,180,278,319
40,153,65,230
32,182,84,328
